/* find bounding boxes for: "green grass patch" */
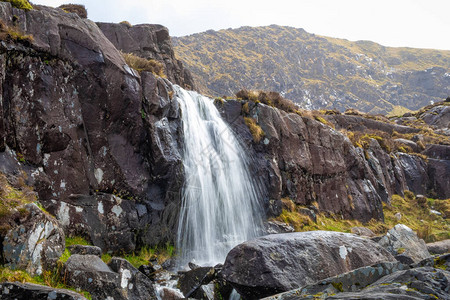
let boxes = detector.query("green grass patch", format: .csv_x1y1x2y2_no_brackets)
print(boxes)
0,266,91,299
65,236,91,247
272,192,449,242
118,243,176,268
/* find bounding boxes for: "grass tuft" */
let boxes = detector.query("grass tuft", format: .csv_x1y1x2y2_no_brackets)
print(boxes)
121,51,165,77
244,117,265,143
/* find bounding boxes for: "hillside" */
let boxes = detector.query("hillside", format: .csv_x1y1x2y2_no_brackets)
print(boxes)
173,25,450,114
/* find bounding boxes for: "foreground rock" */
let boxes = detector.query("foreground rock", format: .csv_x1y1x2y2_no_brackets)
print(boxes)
0,282,87,300
328,267,450,300
264,254,450,299
377,224,430,263
222,231,396,299
2,203,65,276
63,254,156,299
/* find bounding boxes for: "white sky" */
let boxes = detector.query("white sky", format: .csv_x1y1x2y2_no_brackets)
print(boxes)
32,0,450,50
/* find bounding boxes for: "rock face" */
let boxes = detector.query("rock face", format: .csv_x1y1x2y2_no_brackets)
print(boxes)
0,282,87,300
0,2,184,251
221,231,396,299
97,22,196,90
377,224,431,263
63,255,156,300
2,203,65,276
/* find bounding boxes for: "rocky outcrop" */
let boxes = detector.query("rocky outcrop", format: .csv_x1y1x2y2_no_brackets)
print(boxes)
0,2,184,251
263,261,405,299
97,22,196,90
222,231,396,299
0,282,87,300
328,267,450,300
377,224,431,264
63,254,156,300
220,101,393,222
2,203,65,276
264,254,450,299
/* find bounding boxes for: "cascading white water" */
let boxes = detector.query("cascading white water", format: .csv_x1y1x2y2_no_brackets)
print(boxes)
175,85,264,266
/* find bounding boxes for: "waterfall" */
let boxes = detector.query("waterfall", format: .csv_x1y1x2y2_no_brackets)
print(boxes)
175,85,264,266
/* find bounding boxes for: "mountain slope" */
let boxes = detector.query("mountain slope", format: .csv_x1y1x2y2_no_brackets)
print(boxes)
173,25,450,114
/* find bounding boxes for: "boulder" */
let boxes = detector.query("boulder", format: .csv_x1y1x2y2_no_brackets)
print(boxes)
264,220,295,234
67,245,102,257
0,282,87,300
108,257,157,300
222,231,396,299
262,261,404,299
63,254,156,300
2,203,65,276
427,239,450,254
377,224,431,263
178,265,219,298
351,227,376,237
327,267,450,300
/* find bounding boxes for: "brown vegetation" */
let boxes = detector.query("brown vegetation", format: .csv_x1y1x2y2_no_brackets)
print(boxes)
121,52,165,77
236,89,298,113
0,20,33,45
58,4,87,18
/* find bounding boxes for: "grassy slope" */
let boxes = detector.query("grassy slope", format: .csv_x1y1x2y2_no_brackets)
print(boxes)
173,25,450,114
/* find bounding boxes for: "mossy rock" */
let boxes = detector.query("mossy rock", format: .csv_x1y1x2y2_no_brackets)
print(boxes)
2,0,33,10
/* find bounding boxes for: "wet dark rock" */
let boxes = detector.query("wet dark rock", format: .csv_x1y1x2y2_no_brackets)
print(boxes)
97,22,196,90
138,263,158,280
108,257,157,299
2,203,65,276
67,245,102,257
178,265,219,298
377,224,430,263
427,239,450,254
222,231,396,299
0,2,185,251
63,254,156,300
0,282,87,300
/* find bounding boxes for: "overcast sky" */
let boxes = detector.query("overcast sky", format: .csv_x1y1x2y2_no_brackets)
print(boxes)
33,0,450,50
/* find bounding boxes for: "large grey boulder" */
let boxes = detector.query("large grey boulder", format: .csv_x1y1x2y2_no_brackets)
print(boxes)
377,224,430,263
262,261,405,299
0,282,87,300
2,203,65,276
222,231,396,299
63,254,156,300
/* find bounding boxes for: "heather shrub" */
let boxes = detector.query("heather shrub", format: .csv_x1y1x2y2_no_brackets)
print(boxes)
58,4,87,18
121,51,165,77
